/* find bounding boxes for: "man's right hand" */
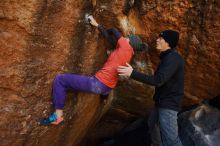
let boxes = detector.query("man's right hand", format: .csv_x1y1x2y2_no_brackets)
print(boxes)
88,16,99,27
117,63,133,77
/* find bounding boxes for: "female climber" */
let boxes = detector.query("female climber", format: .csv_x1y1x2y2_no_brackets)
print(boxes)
40,16,147,125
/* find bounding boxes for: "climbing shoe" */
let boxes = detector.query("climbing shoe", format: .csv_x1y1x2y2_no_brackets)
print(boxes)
40,112,64,125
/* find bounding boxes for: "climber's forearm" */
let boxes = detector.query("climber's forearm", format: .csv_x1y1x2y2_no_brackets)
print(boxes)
98,25,119,47
88,16,121,48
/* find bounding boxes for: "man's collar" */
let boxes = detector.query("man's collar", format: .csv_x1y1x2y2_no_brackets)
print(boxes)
160,48,173,59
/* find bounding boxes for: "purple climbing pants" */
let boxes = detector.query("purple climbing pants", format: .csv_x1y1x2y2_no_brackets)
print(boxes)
52,74,112,109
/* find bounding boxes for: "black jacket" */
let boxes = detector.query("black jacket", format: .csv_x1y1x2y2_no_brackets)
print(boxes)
131,49,184,111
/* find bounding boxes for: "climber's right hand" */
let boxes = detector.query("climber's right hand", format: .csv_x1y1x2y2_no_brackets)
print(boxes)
88,16,99,27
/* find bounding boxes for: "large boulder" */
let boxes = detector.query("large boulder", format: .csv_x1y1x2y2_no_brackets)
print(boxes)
179,98,220,146
0,0,219,146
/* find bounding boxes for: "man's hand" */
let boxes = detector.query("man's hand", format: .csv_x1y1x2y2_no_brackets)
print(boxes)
117,63,133,77
88,16,99,27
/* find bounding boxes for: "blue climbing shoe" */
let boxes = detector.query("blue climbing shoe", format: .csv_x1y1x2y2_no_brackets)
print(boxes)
40,112,64,125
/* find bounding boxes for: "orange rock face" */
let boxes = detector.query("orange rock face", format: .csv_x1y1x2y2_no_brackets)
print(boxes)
0,0,219,146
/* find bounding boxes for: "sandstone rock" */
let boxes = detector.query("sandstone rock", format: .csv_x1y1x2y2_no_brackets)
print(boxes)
0,0,219,146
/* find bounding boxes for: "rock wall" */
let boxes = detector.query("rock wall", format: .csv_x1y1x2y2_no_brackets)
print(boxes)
0,0,219,146
178,103,220,146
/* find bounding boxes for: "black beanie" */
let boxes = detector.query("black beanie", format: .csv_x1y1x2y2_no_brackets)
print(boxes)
159,30,179,49
128,35,148,52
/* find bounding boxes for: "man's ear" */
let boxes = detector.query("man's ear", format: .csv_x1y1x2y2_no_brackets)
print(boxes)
164,41,170,49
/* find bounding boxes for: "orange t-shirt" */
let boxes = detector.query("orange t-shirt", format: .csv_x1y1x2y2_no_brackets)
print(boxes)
95,37,134,88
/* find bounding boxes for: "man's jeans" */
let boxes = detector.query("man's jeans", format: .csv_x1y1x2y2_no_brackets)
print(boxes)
148,107,183,146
